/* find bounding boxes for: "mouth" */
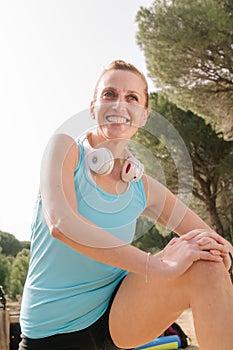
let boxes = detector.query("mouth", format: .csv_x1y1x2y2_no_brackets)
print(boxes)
105,115,131,124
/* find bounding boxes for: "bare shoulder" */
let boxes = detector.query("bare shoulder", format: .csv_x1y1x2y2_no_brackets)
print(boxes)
44,133,80,169
142,174,168,203
141,174,169,219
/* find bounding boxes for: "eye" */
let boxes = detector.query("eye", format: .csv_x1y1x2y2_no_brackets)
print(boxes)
102,90,116,99
127,94,138,102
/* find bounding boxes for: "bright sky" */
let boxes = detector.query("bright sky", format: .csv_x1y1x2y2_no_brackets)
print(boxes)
0,0,154,241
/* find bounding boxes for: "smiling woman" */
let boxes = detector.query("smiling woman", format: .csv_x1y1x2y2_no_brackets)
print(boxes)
90,61,149,143
19,60,233,350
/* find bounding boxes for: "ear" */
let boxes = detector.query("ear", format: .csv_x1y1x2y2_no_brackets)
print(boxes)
140,108,149,127
90,101,95,119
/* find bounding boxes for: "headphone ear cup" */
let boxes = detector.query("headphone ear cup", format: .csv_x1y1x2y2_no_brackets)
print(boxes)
86,147,114,175
121,157,144,183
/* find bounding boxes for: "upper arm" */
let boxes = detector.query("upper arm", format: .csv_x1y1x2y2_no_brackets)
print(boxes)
40,133,126,248
142,174,171,224
142,174,211,235
40,133,79,229
61,136,79,213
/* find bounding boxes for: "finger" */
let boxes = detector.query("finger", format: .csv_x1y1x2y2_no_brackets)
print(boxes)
197,232,227,245
199,250,223,262
199,242,228,254
183,230,227,247
181,229,211,241
197,237,214,246
222,255,231,271
209,249,221,256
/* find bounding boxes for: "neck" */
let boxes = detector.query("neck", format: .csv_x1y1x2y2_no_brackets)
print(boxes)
88,129,129,161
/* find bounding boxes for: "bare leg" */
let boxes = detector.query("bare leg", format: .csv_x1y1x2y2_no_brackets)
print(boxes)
188,261,233,350
109,260,233,350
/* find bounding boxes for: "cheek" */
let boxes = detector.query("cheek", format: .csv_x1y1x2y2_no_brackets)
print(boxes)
94,104,105,121
128,106,148,127
94,103,113,124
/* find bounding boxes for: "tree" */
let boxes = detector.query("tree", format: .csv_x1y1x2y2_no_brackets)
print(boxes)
0,231,22,256
0,231,30,297
133,222,176,253
136,0,233,139
0,248,13,292
133,93,233,242
8,248,30,299
0,231,30,257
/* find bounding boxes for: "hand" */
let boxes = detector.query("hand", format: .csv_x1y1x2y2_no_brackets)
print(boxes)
155,230,226,279
181,229,232,270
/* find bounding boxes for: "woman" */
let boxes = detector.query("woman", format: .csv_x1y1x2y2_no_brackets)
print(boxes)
20,60,233,350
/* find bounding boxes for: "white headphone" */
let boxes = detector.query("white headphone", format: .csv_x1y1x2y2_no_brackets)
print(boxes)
82,137,144,183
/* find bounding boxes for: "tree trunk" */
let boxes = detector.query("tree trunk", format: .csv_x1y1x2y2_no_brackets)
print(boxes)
206,198,225,237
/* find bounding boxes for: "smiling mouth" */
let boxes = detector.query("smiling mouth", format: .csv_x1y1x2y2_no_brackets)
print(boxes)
105,115,130,124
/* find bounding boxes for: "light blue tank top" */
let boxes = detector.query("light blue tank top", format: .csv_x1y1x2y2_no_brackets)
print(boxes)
20,141,146,338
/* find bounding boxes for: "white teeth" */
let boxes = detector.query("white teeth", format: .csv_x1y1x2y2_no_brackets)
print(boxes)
106,116,130,123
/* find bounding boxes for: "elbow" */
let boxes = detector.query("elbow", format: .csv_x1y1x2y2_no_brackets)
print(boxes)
48,221,81,250
49,224,64,240
43,207,67,240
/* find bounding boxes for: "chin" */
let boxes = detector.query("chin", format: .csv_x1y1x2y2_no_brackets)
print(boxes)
101,125,136,139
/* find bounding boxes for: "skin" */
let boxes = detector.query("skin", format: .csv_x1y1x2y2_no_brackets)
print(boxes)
43,69,233,350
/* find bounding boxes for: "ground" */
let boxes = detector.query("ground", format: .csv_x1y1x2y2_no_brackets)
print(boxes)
177,309,199,349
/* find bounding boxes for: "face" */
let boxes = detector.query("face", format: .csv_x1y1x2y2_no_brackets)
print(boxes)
90,70,149,141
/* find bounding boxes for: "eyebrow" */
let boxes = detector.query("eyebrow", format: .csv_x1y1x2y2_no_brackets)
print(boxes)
127,90,141,96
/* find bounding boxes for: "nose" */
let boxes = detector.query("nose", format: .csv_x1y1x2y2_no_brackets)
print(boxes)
112,94,126,111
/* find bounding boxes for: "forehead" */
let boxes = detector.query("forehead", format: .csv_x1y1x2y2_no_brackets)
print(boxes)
97,69,146,94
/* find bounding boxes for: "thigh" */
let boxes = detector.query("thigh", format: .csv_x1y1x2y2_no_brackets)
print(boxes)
18,333,97,350
109,271,190,349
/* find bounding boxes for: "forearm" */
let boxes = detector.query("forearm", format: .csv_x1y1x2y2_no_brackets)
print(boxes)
52,226,153,276
159,199,212,236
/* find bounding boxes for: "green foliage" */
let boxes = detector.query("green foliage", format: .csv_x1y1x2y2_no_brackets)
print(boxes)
136,0,233,139
20,241,31,251
129,125,177,190
135,92,233,241
0,231,30,256
8,248,30,300
133,220,176,254
0,231,30,296
0,248,13,292
0,231,22,256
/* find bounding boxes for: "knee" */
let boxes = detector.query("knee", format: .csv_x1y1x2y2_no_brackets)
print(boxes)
185,260,228,288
